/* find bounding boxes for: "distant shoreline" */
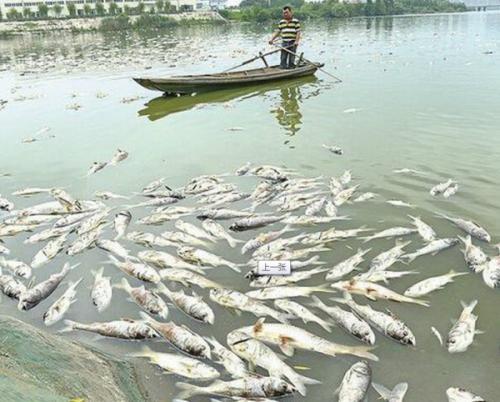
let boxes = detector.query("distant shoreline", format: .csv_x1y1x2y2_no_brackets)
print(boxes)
0,11,226,36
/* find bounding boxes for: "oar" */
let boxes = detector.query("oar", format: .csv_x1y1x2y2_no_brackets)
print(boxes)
272,43,343,83
223,48,283,73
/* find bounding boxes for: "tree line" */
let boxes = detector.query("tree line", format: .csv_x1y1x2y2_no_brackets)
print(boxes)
220,0,467,22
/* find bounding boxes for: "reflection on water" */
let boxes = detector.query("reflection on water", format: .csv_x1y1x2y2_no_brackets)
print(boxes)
137,75,322,135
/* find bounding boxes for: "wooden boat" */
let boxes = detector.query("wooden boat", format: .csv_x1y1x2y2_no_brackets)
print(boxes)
133,63,324,95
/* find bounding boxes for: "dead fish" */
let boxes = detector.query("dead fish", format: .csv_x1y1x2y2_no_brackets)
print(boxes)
109,149,128,165
236,318,378,360
482,256,500,289
408,215,437,242
274,299,332,332
229,215,287,232
175,219,217,242
60,318,158,339
361,227,417,243
116,278,169,318
91,267,112,313
94,191,129,200
197,208,252,220
177,246,242,273
114,210,131,240
176,376,297,400
0,195,14,211
31,232,69,268
337,361,371,402
0,268,27,299
139,312,211,359
157,282,214,324
386,200,415,208
96,239,132,260
0,256,32,279
130,346,219,380
107,255,161,283
43,278,82,326
87,161,108,176
436,213,491,243
446,387,486,402
322,144,343,155
443,184,458,198
160,268,223,290
446,300,481,353
12,187,52,197
18,262,78,310
403,238,458,263
202,219,242,248
458,235,488,272
430,179,455,196
404,270,468,297
227,330,320,396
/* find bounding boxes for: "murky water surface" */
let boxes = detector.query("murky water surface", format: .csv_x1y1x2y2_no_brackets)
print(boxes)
1,11,499,402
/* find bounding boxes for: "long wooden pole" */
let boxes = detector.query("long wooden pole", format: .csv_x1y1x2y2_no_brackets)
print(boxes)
222,48,283,73
273,43,343,83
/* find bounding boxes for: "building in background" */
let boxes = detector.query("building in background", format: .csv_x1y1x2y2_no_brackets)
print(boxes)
0,0,206,19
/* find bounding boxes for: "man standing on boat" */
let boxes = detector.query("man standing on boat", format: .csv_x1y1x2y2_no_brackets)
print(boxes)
269,6,301,69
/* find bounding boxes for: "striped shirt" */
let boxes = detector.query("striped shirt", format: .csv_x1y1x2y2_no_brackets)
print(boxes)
278,18,301,41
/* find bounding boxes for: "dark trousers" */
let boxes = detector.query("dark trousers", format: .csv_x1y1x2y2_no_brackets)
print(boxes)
280,41,297,69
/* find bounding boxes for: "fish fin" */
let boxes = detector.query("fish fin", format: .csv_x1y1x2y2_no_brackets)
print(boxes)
253,317,266,333
175,382,206,399
345,345,379,361
392,382,409,398
278,335,295,357
372,382,392,399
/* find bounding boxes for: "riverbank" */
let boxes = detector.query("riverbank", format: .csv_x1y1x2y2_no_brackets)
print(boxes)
0,11,226,36
0,315,149,402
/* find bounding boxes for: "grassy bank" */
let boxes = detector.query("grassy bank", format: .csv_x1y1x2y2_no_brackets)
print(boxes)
98,14,226,31
220,0,467,22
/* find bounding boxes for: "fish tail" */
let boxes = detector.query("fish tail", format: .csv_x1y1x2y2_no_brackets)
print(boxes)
69,277,83,290
448,269,468,279
228,263,242,273
315,317,333,333
285,370,321,396
116,277,132,292
457,235,471,247
176,382,205,399
310,295,327,311
59,319,78,333
338,344,379,361
410,297,430,307
461,299,478,314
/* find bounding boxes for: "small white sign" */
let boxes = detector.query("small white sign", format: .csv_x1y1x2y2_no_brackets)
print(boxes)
257,260,291,276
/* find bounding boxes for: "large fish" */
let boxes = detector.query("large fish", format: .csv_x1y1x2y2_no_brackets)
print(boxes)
369,241,411,272
0,256,32,279
437,213,491,243
227,330,321,396
209,288,290,324
205,337,248,379
61,318,158,339
333,292,416,346
91,267,112,312
107,254,161,283
139,312,211,359
403,238,458,263
274,299,332,332
330,280,429,307
202,219,242,248
229,215,287,232
116,278,169,319
130,346,219,381
177,246,241,273
408,215,436,242
31,232,69,268
176,376,296,400
446,300,481,353
458,235,488,272
404,270,468,297
361,227,417,243
160,268,223,289
156,283,214,324
0,268,26,299
337,361,371,402
310,296,375,345
236,318,378,360
18,262,78,310
113,210,131,240
325,248,371,281
43,278,82,326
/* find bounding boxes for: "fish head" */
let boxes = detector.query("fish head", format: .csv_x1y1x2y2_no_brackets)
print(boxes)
352,361,371,377
389,322,415,346
359,329,376,345
446,387,484,401
266,377,297,396
244,269,259,280
17,297,30,311
446,335,467,353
